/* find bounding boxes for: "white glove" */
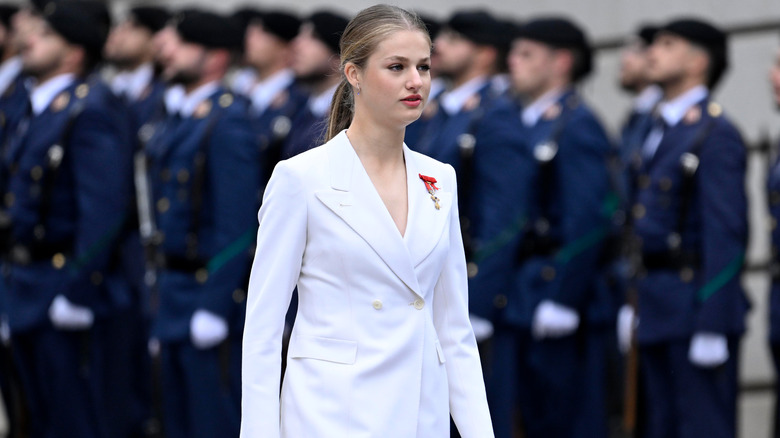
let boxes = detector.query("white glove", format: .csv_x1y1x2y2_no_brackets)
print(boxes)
469,313,494,343
48,295,94,330
148,337,161,357
532,300,580,340
617,305,637,354
688,332,729,368
190,309,228,349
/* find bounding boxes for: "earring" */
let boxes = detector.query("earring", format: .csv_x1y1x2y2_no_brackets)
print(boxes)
356,83,361,96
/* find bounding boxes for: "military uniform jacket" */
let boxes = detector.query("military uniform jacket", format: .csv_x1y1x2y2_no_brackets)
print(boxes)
632,96,748,343
465,96,536,322
146,85,259,341
241,131,493,438
2,76,133,332
769,155,780,343
510,89,615,327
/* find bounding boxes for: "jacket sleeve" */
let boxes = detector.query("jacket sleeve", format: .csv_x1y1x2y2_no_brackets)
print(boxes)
240,161,307,438
432,165,495,438
694,120,748,334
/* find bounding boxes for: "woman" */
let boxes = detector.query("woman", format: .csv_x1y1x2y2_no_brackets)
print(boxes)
240,5,494,437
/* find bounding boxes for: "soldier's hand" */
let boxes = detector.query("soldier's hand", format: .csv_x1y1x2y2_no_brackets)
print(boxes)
688,332,729,368
190,309,228,349
48,295,94,330
617,305,637,354
532,300,580,340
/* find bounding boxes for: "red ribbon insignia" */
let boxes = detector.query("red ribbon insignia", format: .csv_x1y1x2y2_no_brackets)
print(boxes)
419,174,441,210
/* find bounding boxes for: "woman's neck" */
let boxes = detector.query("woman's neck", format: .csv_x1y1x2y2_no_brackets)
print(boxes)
345,116,405,170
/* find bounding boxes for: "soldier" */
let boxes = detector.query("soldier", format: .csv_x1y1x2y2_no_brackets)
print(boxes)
242,8,306,193
505,17,614,438
622,18,748,438
149,9,259,438
105,6,170,129
282,10,348,159
767,35,780,438
1,1,133,437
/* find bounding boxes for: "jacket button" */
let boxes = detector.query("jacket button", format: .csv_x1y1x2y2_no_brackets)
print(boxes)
372,300,383,310
493,294,508,309
413,299,424,310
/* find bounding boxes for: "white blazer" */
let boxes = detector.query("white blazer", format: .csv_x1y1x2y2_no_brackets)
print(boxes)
241,131,494,438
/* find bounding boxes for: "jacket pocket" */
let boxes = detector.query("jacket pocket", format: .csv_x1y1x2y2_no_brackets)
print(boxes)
289,335,358,365
435,340,446,364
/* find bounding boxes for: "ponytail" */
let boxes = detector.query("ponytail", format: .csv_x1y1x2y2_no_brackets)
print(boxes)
325,79,354,142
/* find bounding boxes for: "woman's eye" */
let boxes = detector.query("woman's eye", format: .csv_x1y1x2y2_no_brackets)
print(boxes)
418,64,431,72
389,64,403,71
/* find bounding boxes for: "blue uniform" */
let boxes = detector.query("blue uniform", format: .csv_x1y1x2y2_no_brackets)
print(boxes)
769,153,780,438
281,97,328,159
2,75,133,438
145,84,259,438
466,95,533,438
631,97,748,438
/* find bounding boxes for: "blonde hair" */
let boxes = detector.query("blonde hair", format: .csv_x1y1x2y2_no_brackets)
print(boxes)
325,4,431,141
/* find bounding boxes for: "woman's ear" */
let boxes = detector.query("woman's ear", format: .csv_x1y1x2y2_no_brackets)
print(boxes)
344,62,360,88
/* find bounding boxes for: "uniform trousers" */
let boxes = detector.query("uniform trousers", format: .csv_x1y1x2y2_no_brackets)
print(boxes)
159,336,241,438
639,338,739,438
13,321,109,438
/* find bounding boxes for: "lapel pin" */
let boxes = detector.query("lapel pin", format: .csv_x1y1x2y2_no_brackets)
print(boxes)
419,174,440,210
51,92,70,112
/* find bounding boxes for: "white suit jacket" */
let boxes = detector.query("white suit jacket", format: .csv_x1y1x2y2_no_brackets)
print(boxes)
241,131,494,438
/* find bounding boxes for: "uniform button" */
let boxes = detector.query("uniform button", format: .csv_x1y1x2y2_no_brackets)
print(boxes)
30,166,43,181
177,169,190,183
413,299,424,310
658,177,673,192
541,265,556,281
467,262,479,278
632,203,646,219
52,253,66,269
372,299,383,310
493,294,508,309
195,268,208,284
680,267,694,283
156,197,170,213
638,174,650,189
233,289,246,303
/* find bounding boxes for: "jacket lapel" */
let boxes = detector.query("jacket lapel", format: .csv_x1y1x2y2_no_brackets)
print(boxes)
315,132,424,298
402,147,453,268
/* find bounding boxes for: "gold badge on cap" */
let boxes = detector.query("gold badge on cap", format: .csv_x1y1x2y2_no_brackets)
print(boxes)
683,106,701,125
194,100,212,119
51,92,70,112
543,103,562,121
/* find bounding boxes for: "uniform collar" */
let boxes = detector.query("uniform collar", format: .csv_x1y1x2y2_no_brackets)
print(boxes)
657,85,708,127
429,77,448,101
521,87,566,127
30,73,77,115
231,66,257,96
0,56,22,98
250,68,295,114
633,84,662,114
178,81,220,118
308,82,338,118
440,75,488,116
164,84,185,115
111,63,154,102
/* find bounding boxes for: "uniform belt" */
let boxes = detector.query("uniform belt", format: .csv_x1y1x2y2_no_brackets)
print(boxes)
6,241,73,265
159,254,206,273
517,233,561,263
641,251,700,271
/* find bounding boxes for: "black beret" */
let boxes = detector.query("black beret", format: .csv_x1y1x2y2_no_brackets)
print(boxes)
417,14,441,40
42,0,108,56
445,10,503,47
251,11,301,43
174,9,244,50
307,10,349,54
658,18,728,88
515,17,592,81
129,6,170,34
231,7,262,34
637,24,659,46
28,0,51,14
659,18,726,52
